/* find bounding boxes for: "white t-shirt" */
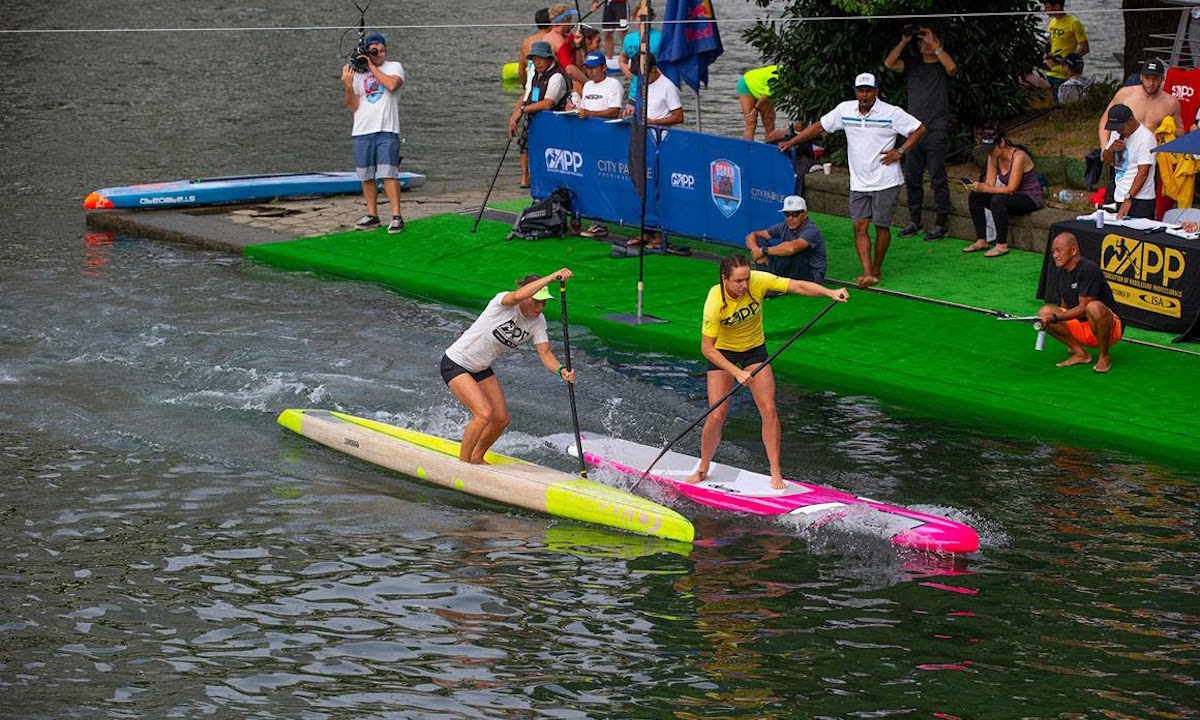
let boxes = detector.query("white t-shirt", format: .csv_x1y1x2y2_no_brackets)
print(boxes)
647,74,682,121
1056,75,1092,104
522,71,570,106
578,76,623,113
820,98,923,192
445,292,550,373
351,60,405,136
1109,125,1156,202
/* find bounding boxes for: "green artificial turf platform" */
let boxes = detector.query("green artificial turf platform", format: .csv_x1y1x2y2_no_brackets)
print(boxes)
245,211,1200,470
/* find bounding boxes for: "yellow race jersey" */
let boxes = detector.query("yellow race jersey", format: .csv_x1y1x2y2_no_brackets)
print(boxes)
701,271,790,352
1047,15,1088,80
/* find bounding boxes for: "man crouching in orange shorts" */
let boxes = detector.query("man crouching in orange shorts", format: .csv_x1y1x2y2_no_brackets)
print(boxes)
1037,231,1123,373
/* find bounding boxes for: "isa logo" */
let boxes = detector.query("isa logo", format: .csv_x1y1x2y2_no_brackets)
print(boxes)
710,159,741,218
545,148,584,176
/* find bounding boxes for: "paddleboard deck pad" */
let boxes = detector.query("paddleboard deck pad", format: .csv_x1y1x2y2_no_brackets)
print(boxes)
545,433,977,553
85,171,426,209
278,409,693,543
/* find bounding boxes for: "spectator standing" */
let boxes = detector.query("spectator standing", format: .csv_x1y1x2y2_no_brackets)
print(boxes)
621,52,682,249
518,9,551,87
962,123,1042,257
1102,103,1157,220
592,0,629,58
509,41,571,189
543,5,576,57
1043,1,1089,92
341,32,407,234
1037,232,1121,374
884,26,957,241
737,65,778,141
1056,53,1092,104
1098,60,1183,145
621,5,663,102
572,51,624,239
780,73,926,288
744,196,827,283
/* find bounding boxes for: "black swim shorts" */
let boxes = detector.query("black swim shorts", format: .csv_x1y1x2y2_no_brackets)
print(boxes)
707,344,769,372
440,354,496,385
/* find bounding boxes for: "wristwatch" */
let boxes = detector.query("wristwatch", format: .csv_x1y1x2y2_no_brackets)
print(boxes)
896,147,905,155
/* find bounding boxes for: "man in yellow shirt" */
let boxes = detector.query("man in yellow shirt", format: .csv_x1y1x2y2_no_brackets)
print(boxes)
1044,1,1089,91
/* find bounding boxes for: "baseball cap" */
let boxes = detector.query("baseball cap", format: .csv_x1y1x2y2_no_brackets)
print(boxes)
364,32,387,47
532,285,555,301
527,41,555,59
854,72,877,89
1140,58,1166,76
583,51,607,68
780,195,807,213
1105,103,1134,130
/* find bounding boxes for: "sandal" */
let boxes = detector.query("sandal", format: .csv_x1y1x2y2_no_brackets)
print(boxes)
962,241,989,253
625,237,647,246
984,246,1009,257
580,223,608,238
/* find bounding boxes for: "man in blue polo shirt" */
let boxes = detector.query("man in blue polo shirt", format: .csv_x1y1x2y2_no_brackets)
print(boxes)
745,195,827,282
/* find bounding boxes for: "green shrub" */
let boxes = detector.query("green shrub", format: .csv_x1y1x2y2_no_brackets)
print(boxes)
744,0,1044,160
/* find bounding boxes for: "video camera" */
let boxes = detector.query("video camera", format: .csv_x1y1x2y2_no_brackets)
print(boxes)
344,0,375,73
348,43,377,73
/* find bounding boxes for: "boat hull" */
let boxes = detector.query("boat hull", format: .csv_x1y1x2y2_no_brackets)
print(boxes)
279,410,694,543
85,171,426,209
546,433,977,553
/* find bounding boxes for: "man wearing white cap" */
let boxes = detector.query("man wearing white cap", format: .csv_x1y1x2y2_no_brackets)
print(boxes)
780,72,926,288
744,195,827,283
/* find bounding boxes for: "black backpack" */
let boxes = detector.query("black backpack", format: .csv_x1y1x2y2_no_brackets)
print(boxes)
507,187,575,240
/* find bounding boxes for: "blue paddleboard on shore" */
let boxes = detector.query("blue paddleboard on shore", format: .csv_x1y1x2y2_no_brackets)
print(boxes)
84,171,426,210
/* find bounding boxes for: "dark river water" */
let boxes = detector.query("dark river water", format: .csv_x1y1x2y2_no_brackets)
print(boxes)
1,1,1195,719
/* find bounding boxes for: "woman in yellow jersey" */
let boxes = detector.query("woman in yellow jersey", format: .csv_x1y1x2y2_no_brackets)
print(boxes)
737,65,778,141
688,255,848,488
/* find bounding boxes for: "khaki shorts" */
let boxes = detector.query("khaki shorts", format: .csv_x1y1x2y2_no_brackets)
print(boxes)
849,186,900,226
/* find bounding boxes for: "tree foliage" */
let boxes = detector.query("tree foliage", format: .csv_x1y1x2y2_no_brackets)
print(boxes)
744,0,1044,154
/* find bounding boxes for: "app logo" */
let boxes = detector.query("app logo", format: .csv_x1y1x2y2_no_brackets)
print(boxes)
545,148,584,176
670,172,695,189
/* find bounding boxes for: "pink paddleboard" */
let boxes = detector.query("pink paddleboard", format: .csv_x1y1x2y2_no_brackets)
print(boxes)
546,433,978,554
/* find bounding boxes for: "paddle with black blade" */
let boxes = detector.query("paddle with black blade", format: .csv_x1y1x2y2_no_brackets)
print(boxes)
558,277,588,478
637,297,841,485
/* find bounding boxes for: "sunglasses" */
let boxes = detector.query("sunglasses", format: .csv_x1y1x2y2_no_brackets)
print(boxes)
784,211,804,217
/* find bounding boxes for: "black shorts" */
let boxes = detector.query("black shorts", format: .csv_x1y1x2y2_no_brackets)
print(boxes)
440,354,496,385
706,344,768,372
602,0,628,30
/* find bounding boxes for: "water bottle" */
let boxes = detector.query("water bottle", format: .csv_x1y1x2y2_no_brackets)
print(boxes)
1034,321,1046,351
1057,189,1090,203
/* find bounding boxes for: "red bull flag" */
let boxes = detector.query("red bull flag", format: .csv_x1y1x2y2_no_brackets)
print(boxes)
656,0,723,92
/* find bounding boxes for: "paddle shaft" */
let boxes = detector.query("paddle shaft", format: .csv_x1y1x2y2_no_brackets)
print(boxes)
639,298,840,482
559,279,588,478
473,97,526,233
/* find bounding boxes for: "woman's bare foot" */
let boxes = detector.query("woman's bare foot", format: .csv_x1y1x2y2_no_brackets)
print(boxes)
683,469,707,484
1056,353,1093,368
770,475,786,490
1094,357,1111,373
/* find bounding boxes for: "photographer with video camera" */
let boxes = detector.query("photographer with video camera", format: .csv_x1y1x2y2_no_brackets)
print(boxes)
1042,1,1088,93
884,24,956,242
341,31,407,234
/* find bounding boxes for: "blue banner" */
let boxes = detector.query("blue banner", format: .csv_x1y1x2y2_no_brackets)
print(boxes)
528,113,796,247
657,0,723,92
